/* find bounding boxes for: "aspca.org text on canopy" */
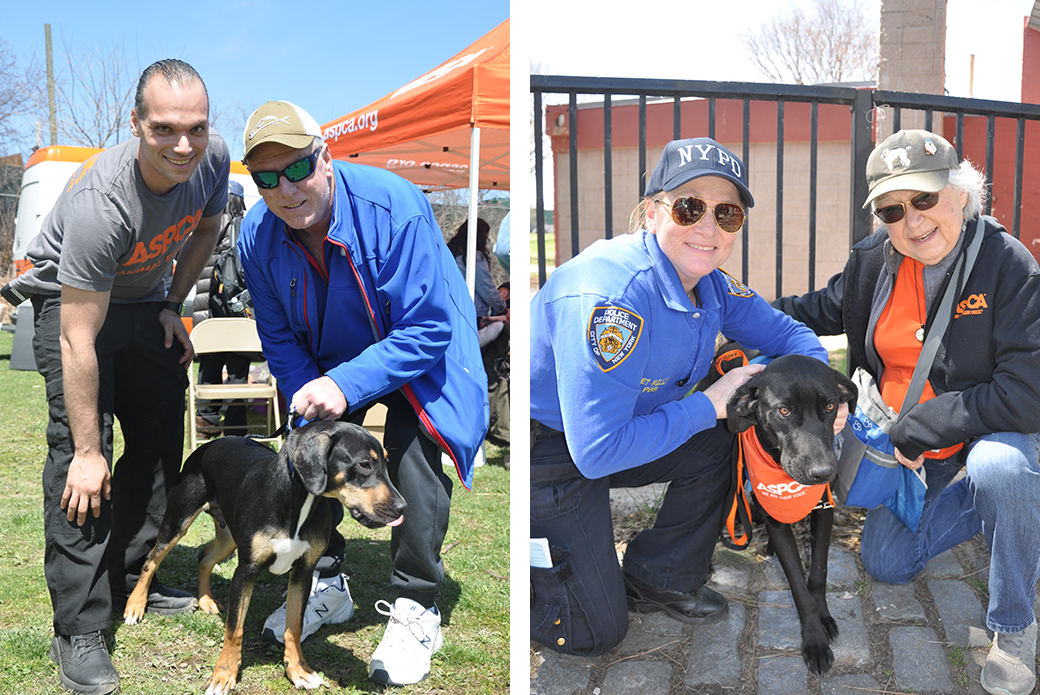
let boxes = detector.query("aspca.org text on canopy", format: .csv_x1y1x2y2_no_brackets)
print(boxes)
323,110,379,141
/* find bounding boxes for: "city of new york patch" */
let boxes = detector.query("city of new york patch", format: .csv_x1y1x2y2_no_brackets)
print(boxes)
721,269,755,297
588,306,644,372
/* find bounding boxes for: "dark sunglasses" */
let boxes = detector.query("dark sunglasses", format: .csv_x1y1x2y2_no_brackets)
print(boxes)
250,147,323,189
655,196,745,234
872,191,941,224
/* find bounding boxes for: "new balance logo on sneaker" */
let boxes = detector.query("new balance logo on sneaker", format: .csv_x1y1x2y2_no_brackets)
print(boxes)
262,572,355,644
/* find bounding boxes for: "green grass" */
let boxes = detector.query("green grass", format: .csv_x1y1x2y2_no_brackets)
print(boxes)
0,328,510,694
529,229,555,275
829,347,848,374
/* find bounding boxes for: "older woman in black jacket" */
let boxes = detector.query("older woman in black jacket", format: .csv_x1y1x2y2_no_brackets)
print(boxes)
775,130,1040,695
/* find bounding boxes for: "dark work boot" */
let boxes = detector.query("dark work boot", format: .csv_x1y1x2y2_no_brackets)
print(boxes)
623,572,728,624
49,631,120,694
112,580,198,616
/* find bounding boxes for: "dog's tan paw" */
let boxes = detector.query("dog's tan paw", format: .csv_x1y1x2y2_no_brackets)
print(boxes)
287,664,324,690
198,594,222,614
204,672,237,695
123,602,146,625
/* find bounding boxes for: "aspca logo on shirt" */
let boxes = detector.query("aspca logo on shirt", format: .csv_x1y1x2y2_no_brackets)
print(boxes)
120,208,203,276
954,293,988,318
588,306,644,372
65,153,102,192
720,269,755,298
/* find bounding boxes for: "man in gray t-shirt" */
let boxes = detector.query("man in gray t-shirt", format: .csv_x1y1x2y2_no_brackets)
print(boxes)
1,59,229,695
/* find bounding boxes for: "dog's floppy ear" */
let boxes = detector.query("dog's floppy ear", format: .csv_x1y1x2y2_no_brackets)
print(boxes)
727,376,761,433
284,429,332,496
833,369,858,405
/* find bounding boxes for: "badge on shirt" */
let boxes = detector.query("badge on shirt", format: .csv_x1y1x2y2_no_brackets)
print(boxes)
588,306,643,372
721,269,755,298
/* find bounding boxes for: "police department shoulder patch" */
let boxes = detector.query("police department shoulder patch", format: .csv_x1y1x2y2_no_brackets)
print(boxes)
588,305,644,372
720,269,755,298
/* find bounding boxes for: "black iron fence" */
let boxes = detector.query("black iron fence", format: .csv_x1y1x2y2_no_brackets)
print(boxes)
531,75,1040,296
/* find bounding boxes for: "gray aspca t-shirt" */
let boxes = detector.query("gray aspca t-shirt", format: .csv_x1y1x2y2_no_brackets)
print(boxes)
19,133,230,303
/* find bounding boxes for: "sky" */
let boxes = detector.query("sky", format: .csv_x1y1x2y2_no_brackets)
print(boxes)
3,0,509,159
519,0,1037,205
524,0,1031,102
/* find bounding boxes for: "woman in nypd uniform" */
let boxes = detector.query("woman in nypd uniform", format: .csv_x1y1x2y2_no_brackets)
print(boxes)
529,137,839,656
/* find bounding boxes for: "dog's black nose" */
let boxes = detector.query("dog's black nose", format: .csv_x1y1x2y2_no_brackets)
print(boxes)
806,463,836,484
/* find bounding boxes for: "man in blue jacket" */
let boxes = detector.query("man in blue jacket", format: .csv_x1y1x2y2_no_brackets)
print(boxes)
237,101,488,686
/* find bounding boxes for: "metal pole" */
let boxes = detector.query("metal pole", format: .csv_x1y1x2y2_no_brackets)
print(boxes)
46,24,57,145
465,127,480,298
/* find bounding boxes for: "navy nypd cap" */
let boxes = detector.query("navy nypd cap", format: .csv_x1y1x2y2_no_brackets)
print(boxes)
645,137,754,208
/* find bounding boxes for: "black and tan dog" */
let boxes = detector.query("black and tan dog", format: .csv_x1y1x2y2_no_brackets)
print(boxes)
727,354,857,675
123,421,407,694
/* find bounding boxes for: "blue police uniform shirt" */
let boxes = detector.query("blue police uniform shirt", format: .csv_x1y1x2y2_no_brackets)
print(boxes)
530,229,828,479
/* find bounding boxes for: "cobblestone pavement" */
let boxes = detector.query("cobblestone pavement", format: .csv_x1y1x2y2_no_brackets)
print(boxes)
530,486,1037,695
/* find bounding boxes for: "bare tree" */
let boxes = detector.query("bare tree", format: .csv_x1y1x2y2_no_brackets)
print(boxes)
211,100,252,161
0,39,45,157
742,0,878,85
0,39,45,278
426,187,509,285
50,39,137,148
529,60,553,178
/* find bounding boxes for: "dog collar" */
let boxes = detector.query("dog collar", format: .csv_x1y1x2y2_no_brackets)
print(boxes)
284,406,297,477
739,428,831,524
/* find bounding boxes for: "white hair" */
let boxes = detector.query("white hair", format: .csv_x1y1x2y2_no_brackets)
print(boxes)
947,159,989,219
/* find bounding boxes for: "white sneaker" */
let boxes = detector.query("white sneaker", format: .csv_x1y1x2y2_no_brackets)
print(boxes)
368,598,443,685
262,572,354,644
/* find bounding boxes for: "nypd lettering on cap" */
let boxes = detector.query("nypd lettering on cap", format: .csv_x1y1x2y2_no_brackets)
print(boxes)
676,143,744,180
645,137,755,207
588,306,644,372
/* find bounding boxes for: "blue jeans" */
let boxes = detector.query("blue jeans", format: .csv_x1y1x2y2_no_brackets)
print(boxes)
861,432,1040,633
529,420,734,656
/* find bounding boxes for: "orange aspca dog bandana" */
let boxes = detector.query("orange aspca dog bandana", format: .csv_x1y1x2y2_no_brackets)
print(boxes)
738,427,832,525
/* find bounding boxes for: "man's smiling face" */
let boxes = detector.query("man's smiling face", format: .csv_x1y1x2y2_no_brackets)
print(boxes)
131,77,209,195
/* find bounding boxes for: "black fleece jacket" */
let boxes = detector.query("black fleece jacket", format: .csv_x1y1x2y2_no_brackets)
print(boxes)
773,216,1040,460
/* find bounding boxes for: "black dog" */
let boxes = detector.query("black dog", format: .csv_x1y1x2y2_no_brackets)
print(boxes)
727,354,857,675
123,421,408,694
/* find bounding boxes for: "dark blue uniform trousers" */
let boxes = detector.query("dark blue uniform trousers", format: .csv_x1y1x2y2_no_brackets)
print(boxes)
530,420,733,656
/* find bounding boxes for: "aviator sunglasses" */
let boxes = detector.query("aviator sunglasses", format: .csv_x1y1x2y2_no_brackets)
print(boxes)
655,196,746,233
872,191,941,224
250,147,323,189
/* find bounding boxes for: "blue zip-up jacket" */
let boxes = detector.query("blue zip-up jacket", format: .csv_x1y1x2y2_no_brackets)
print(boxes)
530,230,828,479
238,161,488,488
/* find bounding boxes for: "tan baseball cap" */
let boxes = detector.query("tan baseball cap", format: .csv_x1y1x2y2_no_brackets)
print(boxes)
863,129,960,209
242,101,322,162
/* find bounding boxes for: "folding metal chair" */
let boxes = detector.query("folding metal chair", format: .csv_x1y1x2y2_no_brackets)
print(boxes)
186,317,282,450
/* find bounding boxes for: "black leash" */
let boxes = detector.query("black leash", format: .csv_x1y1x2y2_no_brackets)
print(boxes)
243,406,298,476
244,405,297,441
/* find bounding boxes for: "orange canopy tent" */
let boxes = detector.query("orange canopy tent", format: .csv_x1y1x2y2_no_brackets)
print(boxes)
320,18,509,192
320,19,509,297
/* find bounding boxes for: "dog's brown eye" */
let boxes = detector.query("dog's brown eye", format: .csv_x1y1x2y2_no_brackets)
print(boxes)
826,403,835,412
779,406,790,416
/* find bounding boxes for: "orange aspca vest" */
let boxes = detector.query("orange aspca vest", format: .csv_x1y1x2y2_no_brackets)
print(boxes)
725,427,834,548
